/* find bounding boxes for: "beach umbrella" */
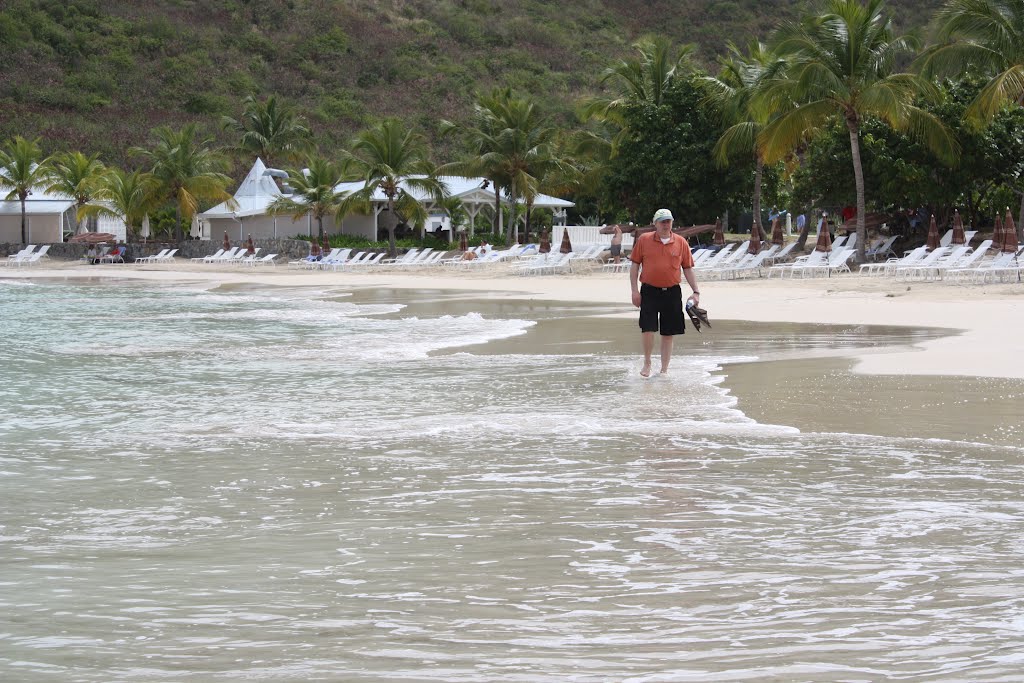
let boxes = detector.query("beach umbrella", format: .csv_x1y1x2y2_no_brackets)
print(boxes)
190,213,201,239
951,209,965,245
458,231,468,252
770,216,784,245
748,220,761,254
713,217,725,246
815,212,833,252
246,234,255,255
321,233,330,255
539,231,551,253
222,231,231,251
1004,207,1018,254
559,229,573,254
141,214,151,242
925,214,941,250
993,214,1005,253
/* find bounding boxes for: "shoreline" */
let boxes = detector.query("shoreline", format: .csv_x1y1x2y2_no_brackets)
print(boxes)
4,260,1024,380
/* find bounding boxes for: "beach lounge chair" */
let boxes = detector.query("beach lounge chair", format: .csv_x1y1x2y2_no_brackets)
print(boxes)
889,246,951,278
191,248,223,263
15,246,50,267
135,248,170,265
864,235,898,261
898,245,972,280
4,245,36,266
859,245,928,276
204,247,238,264
96,245,126,264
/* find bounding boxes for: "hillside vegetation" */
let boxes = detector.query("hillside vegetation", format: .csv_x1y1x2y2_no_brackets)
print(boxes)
0,0,940,169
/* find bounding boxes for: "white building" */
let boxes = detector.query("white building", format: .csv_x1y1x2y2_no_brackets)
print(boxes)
199,159,573,241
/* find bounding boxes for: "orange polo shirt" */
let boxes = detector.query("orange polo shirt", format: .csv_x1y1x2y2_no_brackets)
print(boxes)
630,231,694,287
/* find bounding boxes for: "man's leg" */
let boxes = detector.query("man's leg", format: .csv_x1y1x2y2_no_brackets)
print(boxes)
641,331,655,377
659,335,675,374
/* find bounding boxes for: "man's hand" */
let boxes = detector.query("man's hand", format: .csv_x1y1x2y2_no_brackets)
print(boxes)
631,290,642,307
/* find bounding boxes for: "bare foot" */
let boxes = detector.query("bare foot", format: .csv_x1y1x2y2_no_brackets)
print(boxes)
659,368,669,375
640,363,651,377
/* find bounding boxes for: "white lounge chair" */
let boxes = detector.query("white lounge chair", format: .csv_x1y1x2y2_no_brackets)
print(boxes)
135,248,170,265
859,245,928,276
191,248,223,263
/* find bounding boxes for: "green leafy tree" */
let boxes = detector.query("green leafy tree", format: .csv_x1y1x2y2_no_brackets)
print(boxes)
340,119,448,257
45,151,106,234
602,75,751,226
92,168,161,237
221,94,313,167
918,0,1024,234
703,40,787,238
130,124,234,241
266,156,349,242
0,136,52,244
759,0,958,261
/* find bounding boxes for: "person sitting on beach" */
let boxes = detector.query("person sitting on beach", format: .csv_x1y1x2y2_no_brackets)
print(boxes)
610,225,623,264
479,241,490,255
461,249,478,261
307,243,322,261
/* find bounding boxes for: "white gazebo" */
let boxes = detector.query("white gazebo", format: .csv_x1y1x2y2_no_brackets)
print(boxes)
198,159,574,242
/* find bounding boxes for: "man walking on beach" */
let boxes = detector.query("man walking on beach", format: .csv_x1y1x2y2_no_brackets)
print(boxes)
629,208,700,377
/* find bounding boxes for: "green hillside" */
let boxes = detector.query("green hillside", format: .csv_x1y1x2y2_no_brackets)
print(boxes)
0,0,941,168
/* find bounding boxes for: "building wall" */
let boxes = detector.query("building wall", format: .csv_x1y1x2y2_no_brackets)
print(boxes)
0,214,64,243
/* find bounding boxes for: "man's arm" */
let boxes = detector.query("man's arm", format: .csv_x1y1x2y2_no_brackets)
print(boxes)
683,267,700,305
630,262,642,307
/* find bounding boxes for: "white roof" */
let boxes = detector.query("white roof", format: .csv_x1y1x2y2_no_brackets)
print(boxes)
199,161,573,220
0,186,76,215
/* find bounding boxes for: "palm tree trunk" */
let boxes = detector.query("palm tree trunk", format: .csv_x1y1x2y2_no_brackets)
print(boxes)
847,122,867,263
507,188,517,247
494,185,502,238
752,156,763,240
175,204,183,243
1018,192,1024,241
386,199,397,258
317,215,325,243
19,194,27,244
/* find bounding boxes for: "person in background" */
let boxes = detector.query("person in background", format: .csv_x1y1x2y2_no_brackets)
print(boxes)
610,225,623,264
629,208,701,378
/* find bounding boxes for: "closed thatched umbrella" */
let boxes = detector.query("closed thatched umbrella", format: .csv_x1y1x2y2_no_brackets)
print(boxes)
748,220,761,254
770,216,784,245
458,231,468,252
245,234,255,255
559,229,573,254
925,214,941,250
1004,206,1019,254
951,209,966,245
222,231,231,251
322,233,330,255
539,231,551,253
713,217,725,246
993,214,1006,253
815,212,833,252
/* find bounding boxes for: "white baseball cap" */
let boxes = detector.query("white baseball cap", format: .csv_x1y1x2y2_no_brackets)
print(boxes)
652,208,673,223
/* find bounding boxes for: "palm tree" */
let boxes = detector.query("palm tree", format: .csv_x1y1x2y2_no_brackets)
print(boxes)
45,151,106,235
582,36,697,139
340,119,448,258
92,168,161,237
130,124,234,241
703,40,787,241
918,0,1024,234
266,156,349,242
758,0,958,262
221,94,313,167
0,137,52,244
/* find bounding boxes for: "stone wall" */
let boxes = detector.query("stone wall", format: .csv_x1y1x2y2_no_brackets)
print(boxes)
1,238,319,263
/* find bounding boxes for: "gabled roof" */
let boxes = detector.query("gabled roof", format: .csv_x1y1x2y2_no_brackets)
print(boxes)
0,185,76,215
200,162,574,220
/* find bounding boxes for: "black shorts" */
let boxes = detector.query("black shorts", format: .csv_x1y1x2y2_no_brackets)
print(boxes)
639,283,685,336
610,244,621,257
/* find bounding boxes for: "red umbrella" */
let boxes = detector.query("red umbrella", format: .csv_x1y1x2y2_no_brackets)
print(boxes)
458,231,468,252
925,214,941,250
1004,207,1018,254
713,217,725,246
951,210,966,245
748,219,762,254
993,214,1006,253
322,233,330,255
539,231,551,253
245,234,255,255
770,216,784,245
222,231,231,251
559,229,573,254
815,212,833,252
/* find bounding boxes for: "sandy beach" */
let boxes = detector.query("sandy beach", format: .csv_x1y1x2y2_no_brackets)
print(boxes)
5,259,1023,381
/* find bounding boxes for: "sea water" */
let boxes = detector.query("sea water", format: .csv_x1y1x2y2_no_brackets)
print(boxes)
1,279,1023,682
